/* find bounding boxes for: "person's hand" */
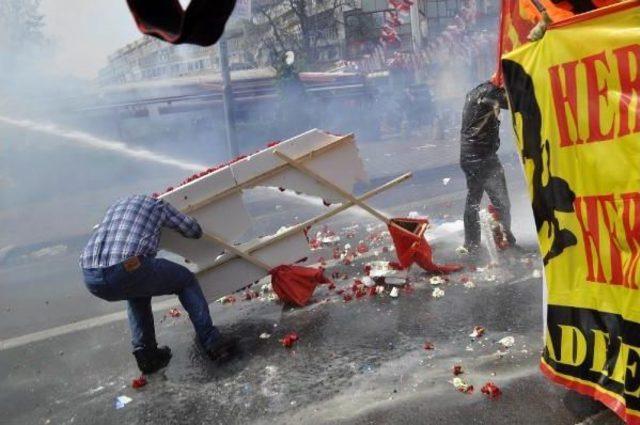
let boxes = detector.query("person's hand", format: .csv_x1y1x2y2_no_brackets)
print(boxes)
528,11,552,41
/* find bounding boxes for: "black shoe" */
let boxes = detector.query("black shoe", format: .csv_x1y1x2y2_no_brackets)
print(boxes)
133,346,172,374
206,336,239,363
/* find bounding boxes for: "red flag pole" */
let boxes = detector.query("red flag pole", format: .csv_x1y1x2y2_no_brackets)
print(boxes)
493,0,509,87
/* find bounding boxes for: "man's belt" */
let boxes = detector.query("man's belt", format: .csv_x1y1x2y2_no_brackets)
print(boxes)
123,256,142,272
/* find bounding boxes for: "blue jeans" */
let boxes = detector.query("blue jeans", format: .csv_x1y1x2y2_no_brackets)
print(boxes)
82,257,220,351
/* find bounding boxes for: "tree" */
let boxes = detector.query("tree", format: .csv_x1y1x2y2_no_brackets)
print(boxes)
0,0,45,52
244,0,355,70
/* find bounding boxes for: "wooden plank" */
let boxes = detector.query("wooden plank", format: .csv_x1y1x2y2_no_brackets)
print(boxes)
197,172,412,275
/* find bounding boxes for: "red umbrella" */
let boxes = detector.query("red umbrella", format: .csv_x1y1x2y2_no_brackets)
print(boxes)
270,265,333,307
388,218,462,273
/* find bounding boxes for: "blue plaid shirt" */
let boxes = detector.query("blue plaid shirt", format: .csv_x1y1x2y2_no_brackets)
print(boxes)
80,195,202,269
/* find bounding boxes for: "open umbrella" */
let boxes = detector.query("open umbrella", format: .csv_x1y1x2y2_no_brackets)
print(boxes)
388,217,463,273
270,265,333,307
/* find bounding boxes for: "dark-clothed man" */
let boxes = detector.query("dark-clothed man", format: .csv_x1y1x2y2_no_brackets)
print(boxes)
80,195,236,373
459,80,516,253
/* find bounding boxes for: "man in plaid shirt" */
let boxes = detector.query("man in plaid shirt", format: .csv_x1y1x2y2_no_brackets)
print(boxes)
81,195,237,373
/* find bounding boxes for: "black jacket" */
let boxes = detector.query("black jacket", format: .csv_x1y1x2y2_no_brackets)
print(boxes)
460,81,508,167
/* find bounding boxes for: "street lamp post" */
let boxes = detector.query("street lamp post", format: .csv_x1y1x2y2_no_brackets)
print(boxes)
218,36,239,159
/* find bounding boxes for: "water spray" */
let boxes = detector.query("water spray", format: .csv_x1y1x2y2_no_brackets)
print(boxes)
0,115,206,172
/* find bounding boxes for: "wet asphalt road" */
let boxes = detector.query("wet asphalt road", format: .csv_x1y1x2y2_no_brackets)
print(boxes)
0,197,623,425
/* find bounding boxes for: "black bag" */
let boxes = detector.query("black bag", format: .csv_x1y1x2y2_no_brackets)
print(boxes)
127,0,236,46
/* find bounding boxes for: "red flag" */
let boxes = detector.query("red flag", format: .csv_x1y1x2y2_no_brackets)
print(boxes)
494,0,537,86
270,265,333,307
388,218,462,274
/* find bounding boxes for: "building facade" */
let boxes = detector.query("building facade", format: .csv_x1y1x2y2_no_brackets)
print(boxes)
97,0,498,86
97,29,247,87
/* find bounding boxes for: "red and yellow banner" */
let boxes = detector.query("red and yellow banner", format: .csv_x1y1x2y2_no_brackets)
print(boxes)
495,0,623,85
502,2,640,422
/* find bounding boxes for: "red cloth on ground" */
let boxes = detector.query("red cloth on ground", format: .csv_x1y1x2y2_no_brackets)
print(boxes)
388,218,462,273
127,0,236,46
270,265,333,307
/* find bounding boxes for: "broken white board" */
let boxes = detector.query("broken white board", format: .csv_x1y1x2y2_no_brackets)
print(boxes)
231,129,367,202
160,167,251,241
156,128,370,302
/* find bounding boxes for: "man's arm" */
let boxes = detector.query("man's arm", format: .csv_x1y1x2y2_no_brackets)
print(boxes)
161,201,203,239
483,86,508,110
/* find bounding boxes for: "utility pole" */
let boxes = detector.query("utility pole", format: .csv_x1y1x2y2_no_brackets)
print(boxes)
409,1,422,53
218,36,239,158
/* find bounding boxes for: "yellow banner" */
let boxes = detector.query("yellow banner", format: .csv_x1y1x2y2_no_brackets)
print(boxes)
502,2,640,422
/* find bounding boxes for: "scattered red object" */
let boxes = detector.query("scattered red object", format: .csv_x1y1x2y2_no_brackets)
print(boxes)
343,294,353,303
336,289,345,295
270,265,333,307
423,341,435,350
328,283,336,291
243,290,258,301
382,246,389,253
165,186,174,192
388,218,463,274
481,382,502,399
267,141,281,148
364,264,372,275
457,383,474,394
388,261,404,270
342,257,352,266
453,365,464,375
280,332,299,348
168,308,181,318
488,204,510,250
471,326,485,338
333,248,341,259
132,375,147,389
367,287,377,296
357,242,369,253
309,239,320,249
221,295,236,304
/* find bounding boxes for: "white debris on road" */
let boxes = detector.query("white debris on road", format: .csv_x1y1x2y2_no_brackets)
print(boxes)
429,276,446,286
498,336,515,348
463,280,476,289
432,287,445,299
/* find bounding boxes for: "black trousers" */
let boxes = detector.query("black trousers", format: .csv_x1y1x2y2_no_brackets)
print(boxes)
461,156,515,249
